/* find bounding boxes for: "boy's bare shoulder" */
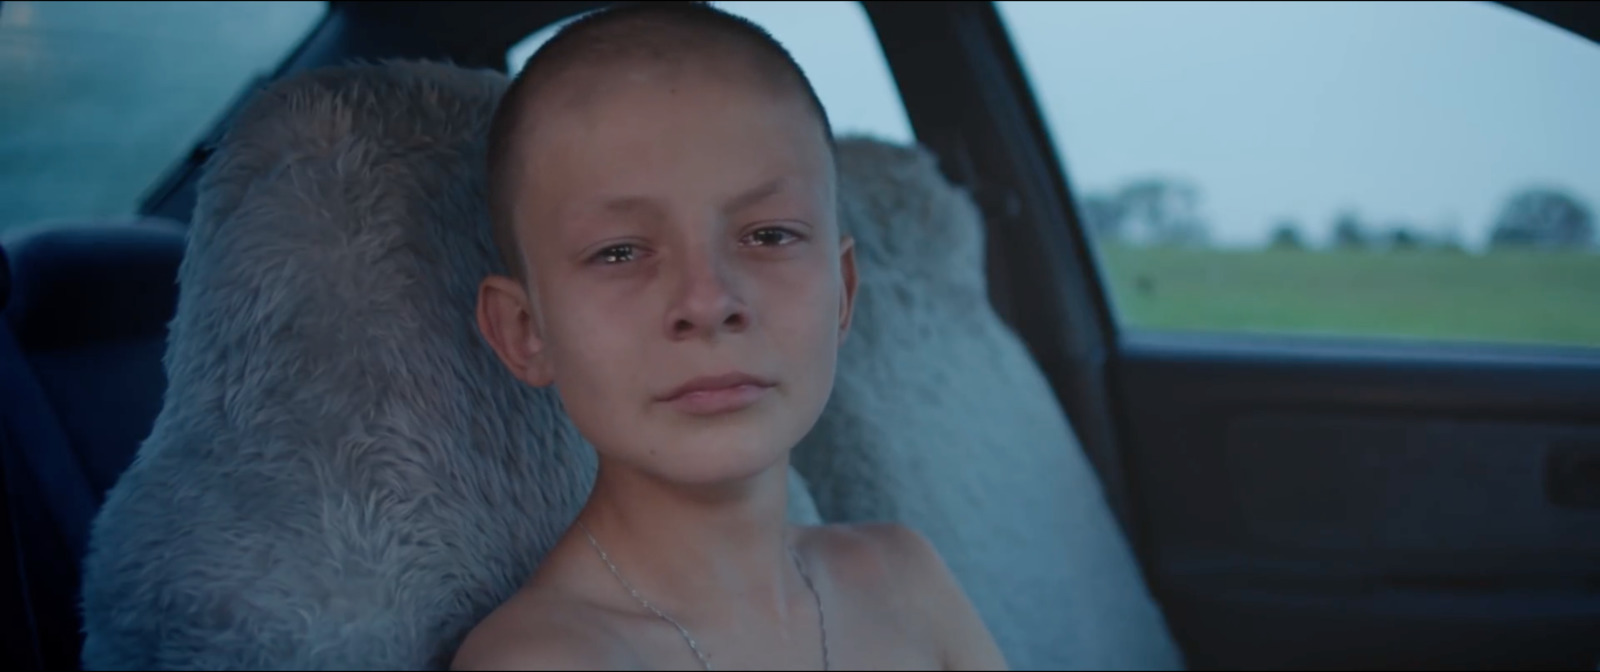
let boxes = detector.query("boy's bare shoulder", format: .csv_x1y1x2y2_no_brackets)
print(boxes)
804,522,1008,671
794,521,958,626
804,521,948,586
450,586,638,672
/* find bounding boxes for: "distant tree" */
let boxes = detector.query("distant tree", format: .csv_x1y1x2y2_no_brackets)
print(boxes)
1431,217,1467,254
1488,188,1595,250
1268,220,1306,250
1330,211,1368,250
1434,226,1466,254
1386,225,1422,251
1116,178,1210,247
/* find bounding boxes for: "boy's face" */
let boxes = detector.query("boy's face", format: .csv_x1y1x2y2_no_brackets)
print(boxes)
479,56,856,487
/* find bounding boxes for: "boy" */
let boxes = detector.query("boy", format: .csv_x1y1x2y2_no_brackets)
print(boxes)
454,3,1006,670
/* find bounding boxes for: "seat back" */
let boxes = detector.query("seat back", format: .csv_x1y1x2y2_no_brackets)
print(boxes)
0,220,186,671
4,221,185,498
0,241,47,672
80,62,596,670
794,140,1183,670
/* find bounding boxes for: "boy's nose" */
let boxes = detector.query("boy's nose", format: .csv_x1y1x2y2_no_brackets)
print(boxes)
664,252,749,340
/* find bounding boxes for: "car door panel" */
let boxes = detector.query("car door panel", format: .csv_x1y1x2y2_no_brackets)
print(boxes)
1117,333,1600,669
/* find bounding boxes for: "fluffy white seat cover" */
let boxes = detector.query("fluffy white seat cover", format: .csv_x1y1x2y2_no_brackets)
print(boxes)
795,141,1181,670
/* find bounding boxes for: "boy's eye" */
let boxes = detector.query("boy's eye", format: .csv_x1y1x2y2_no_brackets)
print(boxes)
592,244,638,264
741,227,801,247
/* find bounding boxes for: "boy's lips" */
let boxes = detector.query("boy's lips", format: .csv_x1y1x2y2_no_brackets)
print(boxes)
657,372,776,416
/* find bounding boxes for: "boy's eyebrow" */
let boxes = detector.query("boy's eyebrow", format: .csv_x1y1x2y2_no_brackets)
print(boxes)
598,195,662,218
726,176,790,213
592,177,790,218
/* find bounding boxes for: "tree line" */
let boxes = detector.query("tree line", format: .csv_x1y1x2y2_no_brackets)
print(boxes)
1078,178,1596,252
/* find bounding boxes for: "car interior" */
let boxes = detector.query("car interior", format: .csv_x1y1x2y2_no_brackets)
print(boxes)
2,1,1598,670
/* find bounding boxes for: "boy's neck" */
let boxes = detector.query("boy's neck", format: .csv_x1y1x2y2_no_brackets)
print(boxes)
576,458,806,624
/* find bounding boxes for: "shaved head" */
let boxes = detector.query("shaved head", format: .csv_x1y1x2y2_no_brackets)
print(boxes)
486,1,835,278
472,0,858,507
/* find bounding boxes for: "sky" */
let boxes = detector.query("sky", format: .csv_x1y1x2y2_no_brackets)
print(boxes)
513,1,1600,250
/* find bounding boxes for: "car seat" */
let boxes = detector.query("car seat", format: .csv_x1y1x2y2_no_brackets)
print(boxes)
799,141,1180,670
77,61,1179,670
0,218,188,671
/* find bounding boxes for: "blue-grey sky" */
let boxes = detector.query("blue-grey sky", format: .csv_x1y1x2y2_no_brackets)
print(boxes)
997,1,1600,249
512,1,1600,250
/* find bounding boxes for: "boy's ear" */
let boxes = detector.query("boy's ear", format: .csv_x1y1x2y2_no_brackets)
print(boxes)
477,274,556,387
837,235,858,342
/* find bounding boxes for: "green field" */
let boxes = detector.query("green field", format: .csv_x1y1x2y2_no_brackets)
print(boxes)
1095,244,1600,349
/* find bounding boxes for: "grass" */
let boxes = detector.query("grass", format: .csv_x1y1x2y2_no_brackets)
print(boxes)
1094,244,1600,349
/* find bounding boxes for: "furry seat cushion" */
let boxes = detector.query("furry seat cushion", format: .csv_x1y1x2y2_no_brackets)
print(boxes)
794,141,1184,670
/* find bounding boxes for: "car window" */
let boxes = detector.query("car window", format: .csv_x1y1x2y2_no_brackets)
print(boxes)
0,1,326,234
506,1,914,144
997,1,1600,349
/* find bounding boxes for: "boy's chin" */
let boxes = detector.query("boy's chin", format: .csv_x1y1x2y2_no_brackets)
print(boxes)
586,402,822,491
626,433,796,491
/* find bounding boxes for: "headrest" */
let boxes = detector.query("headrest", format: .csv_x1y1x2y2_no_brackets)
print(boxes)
81,61,588,670
1,220,186,350
834,139,986,293
798,139,1184,669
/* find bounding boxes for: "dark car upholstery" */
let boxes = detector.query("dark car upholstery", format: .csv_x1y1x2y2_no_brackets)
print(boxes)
0,219,186,671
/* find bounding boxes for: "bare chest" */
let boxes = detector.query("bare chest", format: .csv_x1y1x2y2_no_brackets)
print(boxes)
606,587,942,671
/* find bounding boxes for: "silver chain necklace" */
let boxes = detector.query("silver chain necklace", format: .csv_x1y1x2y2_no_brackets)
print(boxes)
577,520,831,671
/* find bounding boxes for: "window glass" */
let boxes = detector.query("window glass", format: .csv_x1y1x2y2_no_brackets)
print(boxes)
506,1,914,144
0,1,327,233
998,1,1600,348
